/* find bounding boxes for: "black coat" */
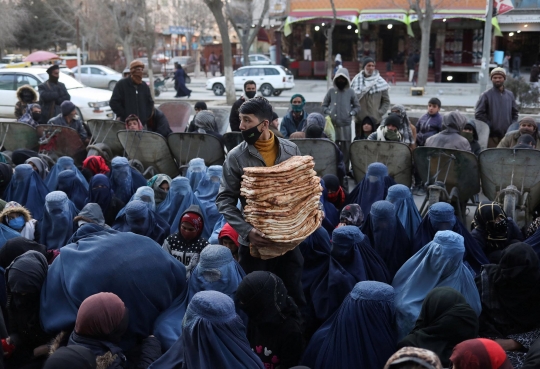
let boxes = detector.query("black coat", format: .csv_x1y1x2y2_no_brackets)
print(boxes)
37,80,71,124
146,108,172,137
110,77,154,124
229,97,245,132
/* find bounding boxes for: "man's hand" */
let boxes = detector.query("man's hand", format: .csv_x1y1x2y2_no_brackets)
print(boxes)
495,339,522,351
248,228,274,248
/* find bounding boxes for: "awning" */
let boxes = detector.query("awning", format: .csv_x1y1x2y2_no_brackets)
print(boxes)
257,28,270,43
284,9,359,36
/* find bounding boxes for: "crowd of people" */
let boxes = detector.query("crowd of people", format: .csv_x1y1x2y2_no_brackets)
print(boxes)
2,55,540,369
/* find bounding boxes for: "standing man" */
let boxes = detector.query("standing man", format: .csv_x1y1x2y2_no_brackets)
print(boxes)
229,80,257,132
475,67,519,147
218,52,224,76
38,65,70,125
209,51,218,77
350,57,391,137
303,34,313,61
216,97,305,307
407,51,419,83
110,60,154,125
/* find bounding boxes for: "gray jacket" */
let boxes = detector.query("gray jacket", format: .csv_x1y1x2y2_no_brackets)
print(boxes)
475,86,519,139
321,68,360,141
48,114,88,140
215,137,301,246
425,111,471,151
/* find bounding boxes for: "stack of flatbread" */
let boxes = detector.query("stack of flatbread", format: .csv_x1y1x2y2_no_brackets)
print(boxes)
242,155,323,260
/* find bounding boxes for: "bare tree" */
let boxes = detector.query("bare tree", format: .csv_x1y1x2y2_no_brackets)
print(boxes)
203,0,236,104
105,0,142,65
141,0,156,99
0,1,28,57
326,0,337,90
226,0,270,67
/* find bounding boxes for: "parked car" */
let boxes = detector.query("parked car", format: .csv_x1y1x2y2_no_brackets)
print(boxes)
34,65,76,79
134,57,163,76
206,65,294,97
0,54,31,69
162,56,196,76
0,68,114,121
240,54,273,66
71,65,122,90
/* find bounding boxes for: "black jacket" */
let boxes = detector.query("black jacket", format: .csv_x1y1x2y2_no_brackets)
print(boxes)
146,109,172,137
38,80,71,124
229,97,245,132
110,77,154,124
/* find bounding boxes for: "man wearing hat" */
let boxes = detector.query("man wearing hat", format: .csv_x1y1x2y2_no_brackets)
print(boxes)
475,67,519,147
110,59,154,125
367,114,403,142
37,64,71,125
48,101,88,143
498,116,540,149
350,57,391,138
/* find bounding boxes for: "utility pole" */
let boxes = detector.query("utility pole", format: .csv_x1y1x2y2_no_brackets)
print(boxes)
479,0,493,94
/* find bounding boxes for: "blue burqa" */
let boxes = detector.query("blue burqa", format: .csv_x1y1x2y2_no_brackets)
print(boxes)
344,162,397,216
194,165,222,239
392,230,481,340
3,164,49,221
157,177,202,234
40,191,79,250
56,170,89,210
302,281,397,369
108,157,147,204
149,291,264,369
45,156,89,191
186,158,207,192
413,202,489,275
299,227,331,296
113,200,170,245
40,231,187,343
85,174,113,215
320,179,340,234
114,185,156,219
310,225,390,324
361,200,413,278
0,224,22,249
386,184,422,241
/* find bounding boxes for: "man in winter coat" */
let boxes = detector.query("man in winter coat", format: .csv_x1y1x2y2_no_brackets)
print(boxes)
350,57,390,137
322,67,360,169
38,65,71,125
475,67,519,147
280,94,307,138
110,60,154,125
425,111,471,151
416,97,443,146
463,120,482,156
229,80,257,132
15,85,38,119
498,116,540,149
48,101,88,143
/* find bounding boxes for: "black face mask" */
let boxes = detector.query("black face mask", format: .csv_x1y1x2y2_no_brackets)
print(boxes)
335,80,347,90
32,112,41,121
242,121,265,145
21,91,34,103
245,91,256,99
49,75,59,83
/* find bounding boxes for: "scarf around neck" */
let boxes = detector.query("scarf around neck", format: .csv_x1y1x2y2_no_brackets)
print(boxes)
353,70,390,97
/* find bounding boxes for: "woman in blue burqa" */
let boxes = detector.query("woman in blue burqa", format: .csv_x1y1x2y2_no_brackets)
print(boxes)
320,179,340,234
309,225,390,330
302,281,397,369
45,156,89,191
107,157,147,204
392,230,481,340
361,200,413,278
148,290,264,369
157,176,202,233
413,202,489,274
40,191,79,250
85,174,125,227
344,162,396,215
186,158,207,192
386,184,422,240
194,165,223,238
56,169,88,210
4,164,49,221
113,200,169,245
114,185,157,220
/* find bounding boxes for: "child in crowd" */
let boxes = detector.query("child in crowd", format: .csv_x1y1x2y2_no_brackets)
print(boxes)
218,223,240,260
125,114,143,131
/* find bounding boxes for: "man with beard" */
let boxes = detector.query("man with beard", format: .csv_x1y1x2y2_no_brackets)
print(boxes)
475,67,519,147
229,80,257,132
498,116,540,149
37,65,71,125
110,59,154,124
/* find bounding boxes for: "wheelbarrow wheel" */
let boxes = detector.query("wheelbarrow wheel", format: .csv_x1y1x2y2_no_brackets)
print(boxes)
503,193,517,220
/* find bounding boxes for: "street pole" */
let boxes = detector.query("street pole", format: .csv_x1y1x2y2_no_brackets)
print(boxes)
479,0,493,94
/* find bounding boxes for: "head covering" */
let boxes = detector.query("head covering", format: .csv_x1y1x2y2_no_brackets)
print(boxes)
44,346,97,369
45,156,89,191
361,200,413,277
345,162,397,215
46,64,60,74
322,174,339,192
339,204,364,227
74,203,107,227
125,114,144,130
181,291,264,369
25,156,49,180
40,191,79,250
384,114,402,129
491,67,506,80
302,281,396,369
194,101,207,110
442,111,467,132
86,174,114,216
306,124,324,138
109,157,147,204
0,162,13,198
129,59,144,71
363,56,375,66
311,226,390,323
194,110,218,133
186,158,207,192
390,104,411,132
393,230,481,339
290,93,305,104
116,186,156,220
157,176,202,234
7,250,48,294
181,210,204,236
75,292,128,343
218,223,239,247
57,169,89,210
4,164,50,221
384,347,443,369
61,101,76,116
304,112,325,132
450,339,513,369
112,200,169,245
12,149,39,165
188,245,245,301
82,156,110,176
399,287,479,367
0,237,47,269
414,202,489,274
386,184,422,240
473,201,509,251
320,179,340,234
299,227,331,300
147,174,172,205
478,242,540,337
195,165,222,238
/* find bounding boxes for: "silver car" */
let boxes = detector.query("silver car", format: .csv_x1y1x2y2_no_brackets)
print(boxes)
71,65,123,91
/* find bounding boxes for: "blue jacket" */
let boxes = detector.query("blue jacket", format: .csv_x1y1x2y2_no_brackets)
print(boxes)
280,110,307,138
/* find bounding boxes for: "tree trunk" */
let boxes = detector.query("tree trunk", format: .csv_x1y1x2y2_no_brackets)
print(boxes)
326,0,337,90
195,49,201,77
417,17,432,87
242,32,250,67
123,41,134,66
